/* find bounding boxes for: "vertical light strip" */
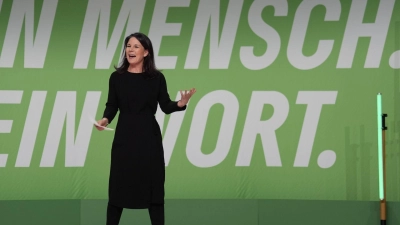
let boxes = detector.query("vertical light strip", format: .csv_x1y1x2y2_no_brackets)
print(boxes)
377,93,384,200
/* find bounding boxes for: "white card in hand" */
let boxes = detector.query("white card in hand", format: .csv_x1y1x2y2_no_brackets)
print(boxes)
89,115,114,131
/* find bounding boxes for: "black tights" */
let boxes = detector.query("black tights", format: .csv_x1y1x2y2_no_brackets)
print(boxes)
106,202,164,225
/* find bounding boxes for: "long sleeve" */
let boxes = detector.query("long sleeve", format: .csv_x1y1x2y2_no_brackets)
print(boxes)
158,73,186,114
103,72,119,124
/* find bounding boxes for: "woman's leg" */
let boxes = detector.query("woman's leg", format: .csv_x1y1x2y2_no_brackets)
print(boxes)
148,203,165,225
106,202,123,225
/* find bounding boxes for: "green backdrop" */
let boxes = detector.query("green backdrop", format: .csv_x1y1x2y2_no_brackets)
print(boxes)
0,0,399,202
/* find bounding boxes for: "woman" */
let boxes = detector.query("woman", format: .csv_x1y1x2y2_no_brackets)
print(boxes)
95,32,196,225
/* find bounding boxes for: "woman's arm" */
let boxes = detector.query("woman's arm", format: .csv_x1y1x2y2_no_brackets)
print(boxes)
102,73,119,123
158,73,186,114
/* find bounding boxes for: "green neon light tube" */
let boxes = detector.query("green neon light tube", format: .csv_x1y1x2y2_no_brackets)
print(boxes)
377,93,384,200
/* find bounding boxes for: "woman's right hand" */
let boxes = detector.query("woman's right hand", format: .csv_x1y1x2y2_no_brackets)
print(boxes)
95,118,109,131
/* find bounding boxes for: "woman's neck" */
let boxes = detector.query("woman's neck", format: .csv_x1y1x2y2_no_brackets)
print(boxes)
127,65,143,73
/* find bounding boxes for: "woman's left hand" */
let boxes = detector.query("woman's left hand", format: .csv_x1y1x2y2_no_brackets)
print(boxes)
178,88,196,107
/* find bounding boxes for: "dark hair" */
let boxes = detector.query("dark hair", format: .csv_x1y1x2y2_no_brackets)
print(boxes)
114,32,160,78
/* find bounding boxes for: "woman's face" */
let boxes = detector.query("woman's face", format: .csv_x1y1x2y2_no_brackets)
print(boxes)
125,37,148,68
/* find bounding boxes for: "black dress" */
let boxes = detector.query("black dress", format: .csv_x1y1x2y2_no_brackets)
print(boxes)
102,71,186,209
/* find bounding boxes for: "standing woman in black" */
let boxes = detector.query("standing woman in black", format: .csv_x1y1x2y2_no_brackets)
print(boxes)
95,32,196,225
